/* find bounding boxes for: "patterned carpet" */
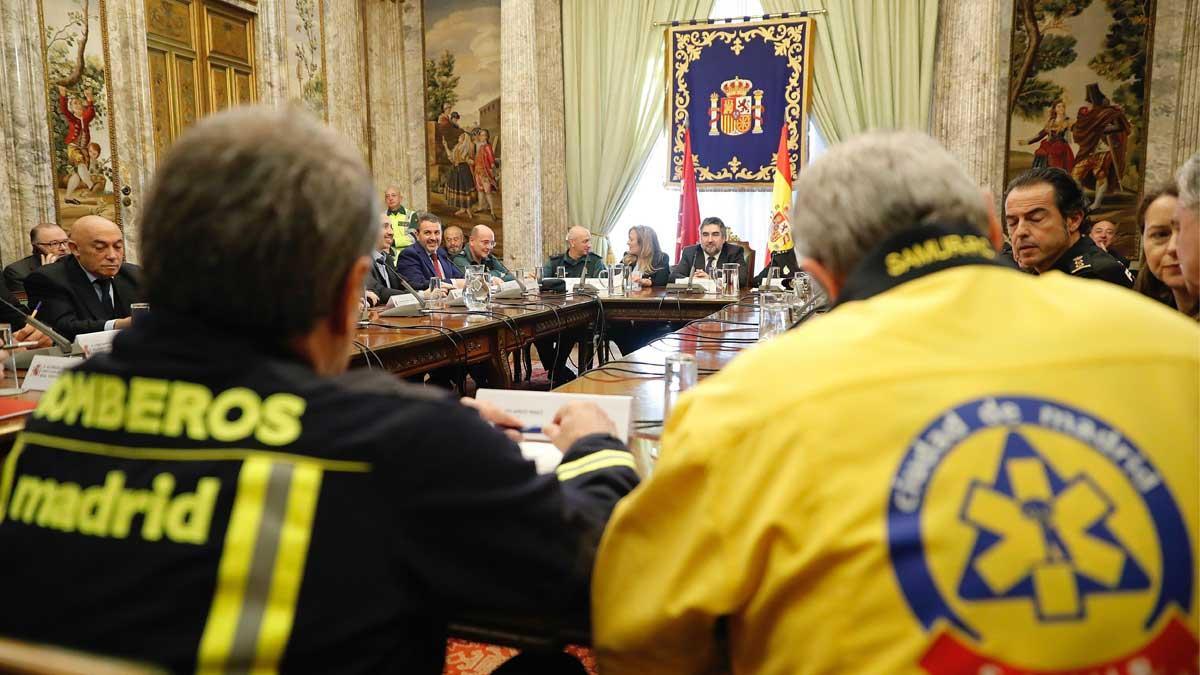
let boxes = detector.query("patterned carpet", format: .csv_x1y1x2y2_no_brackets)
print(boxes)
443,639,597,674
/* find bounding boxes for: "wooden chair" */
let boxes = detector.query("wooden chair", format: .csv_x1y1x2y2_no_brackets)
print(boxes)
734,241,756,280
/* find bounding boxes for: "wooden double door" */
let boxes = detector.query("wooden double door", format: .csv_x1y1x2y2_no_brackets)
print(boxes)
145,0,256,159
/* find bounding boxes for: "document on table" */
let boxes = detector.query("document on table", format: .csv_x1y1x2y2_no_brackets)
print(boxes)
475,389,633,474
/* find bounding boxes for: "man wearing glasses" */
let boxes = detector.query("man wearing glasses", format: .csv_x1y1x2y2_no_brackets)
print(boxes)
4,223,70,293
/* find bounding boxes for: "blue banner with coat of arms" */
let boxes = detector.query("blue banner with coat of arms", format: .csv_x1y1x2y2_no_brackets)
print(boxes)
665,15,815,189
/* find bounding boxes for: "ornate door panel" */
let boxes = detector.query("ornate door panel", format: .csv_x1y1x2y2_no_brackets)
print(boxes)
145,0,255,157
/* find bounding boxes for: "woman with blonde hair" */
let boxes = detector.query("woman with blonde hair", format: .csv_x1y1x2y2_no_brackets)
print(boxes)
1135,182,1198,319
621,225,670,287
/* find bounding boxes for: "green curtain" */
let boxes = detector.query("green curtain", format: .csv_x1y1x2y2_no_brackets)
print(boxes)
761,0,939,144
563,0,714,258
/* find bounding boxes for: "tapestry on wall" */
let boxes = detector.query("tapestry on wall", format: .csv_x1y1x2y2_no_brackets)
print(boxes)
287,0,328,120
665,16,814,190
39,0,121,229
424,0,502,252
1006,0,1157,260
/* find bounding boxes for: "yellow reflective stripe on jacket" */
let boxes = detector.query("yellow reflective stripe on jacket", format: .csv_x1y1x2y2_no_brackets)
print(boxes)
253,463,321,672
197,458,322,674
557,449,636,482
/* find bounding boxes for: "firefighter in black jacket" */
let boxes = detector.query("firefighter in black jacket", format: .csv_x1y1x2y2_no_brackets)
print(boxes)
0,107,639,674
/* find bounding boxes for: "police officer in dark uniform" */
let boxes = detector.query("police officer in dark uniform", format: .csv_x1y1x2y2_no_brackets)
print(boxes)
0,107,638,673
1004,166,1134,289
542,226,605,279
1049,226,1134,286
752,247,802,287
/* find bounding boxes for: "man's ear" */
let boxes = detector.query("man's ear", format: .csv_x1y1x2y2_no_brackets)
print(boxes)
801,257,842,302
68,240,80,256
1065,209,1084,235
331,256,370,337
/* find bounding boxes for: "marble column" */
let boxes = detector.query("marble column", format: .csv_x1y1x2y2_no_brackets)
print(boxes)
399,0,427,210
1145,0,1200,187
104,0,161,262
363,0,424,207
0,0,55,263
256,0,289,107
534,0,569,261
929,0,1013,203
500,0,569,271
325,0,371,161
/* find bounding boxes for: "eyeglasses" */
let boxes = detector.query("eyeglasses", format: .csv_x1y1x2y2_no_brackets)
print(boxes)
35,239,69,248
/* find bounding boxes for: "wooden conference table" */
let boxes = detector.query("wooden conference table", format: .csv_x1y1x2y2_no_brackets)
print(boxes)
0,287,752,446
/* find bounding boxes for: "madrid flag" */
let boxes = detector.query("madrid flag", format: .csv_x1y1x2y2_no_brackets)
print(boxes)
675,126,701,260
767,123,795,261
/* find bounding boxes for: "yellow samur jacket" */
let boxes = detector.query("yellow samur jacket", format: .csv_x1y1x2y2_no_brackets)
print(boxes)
593,223,1199,674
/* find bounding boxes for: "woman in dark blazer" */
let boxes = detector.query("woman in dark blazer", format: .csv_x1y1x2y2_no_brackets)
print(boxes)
608,225,672,356
621,225,670,287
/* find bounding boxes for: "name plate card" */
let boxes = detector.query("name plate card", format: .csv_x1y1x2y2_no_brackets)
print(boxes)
22,355,83,391
75,330,120,358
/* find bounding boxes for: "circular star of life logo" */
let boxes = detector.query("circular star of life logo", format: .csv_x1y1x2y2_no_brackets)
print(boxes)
886,396,1196,673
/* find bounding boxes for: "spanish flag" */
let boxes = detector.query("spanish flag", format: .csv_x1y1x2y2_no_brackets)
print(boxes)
768,123,794,260
675,126,701,260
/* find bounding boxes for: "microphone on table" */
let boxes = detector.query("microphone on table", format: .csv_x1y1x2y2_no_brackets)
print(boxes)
398,277,427,310
0,295,73,354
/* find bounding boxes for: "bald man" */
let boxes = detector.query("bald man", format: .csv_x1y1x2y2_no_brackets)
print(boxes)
1088,219,1129,268
452,224,512,281
543,226,604,278
24,215,143,340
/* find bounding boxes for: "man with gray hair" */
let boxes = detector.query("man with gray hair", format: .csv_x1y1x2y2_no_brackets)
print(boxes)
0,107,638,672
3,222,70,293
1175,152,1199,296
592,131,1198,673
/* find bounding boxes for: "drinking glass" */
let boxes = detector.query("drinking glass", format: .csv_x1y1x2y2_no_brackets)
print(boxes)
663,353,698,420
555,266,567,279
130,302,151,323
761,266,781,289
792,272,813,305
426,277,446,310
720,263,740,296
758,291,790,341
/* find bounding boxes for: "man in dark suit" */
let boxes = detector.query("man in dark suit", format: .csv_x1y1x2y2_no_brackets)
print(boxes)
670,216,749,288
366,215,412,305
24,215,142,341
4,223,70,293
395,212,465,291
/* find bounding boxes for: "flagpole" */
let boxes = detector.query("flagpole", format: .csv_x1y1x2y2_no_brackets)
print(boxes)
652,11,825,27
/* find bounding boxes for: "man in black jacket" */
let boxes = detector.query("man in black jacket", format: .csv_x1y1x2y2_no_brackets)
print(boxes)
0,106,637,674
671,217,749,289
365,214,411,305
3,222,70,293
24,215,142,340
1004,168,1133,287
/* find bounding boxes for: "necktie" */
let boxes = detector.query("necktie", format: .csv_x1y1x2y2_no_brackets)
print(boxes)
376,255,391,288
432,254,445,279
705,256,716,277
94,278,115,317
